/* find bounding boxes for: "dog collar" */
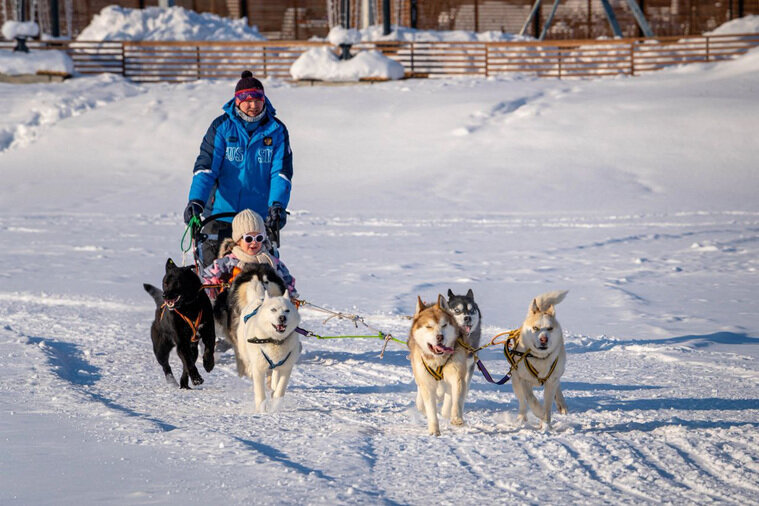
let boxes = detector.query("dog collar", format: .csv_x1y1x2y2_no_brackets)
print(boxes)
247,334,290,345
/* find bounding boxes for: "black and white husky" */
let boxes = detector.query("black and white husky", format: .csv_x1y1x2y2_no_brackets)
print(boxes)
441,289,481,416
213,263,286,376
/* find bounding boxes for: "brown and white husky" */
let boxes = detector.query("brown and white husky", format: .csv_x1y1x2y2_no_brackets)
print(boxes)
408,295,468,436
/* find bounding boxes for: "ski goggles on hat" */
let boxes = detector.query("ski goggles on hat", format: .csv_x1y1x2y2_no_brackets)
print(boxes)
242,233,265,244
235,88,265,102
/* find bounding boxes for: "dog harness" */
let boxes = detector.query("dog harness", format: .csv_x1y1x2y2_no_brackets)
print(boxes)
503,331,559,386
421,354,452,381
161,304,204,343
261,350,292,370
242,303,262,323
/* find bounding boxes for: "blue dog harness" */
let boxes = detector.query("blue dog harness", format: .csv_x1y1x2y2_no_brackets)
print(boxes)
261,350,292,370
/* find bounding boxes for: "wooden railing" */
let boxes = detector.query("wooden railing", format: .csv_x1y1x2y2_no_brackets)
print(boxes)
2,33,758,82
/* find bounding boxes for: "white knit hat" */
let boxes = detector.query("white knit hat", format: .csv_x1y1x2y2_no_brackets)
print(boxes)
232,209,266,242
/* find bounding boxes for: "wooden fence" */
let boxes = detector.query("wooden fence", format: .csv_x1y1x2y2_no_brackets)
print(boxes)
2,32,758,81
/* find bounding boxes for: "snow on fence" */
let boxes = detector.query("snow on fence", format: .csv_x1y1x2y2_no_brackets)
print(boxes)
1,33,758,81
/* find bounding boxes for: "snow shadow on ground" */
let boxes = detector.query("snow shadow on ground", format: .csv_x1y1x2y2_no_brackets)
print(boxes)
232,436,337,482
619,331,759,348
565,331,759,354
27,336,177,432
585,417,759,433
572,396,759,413
300,348,409,368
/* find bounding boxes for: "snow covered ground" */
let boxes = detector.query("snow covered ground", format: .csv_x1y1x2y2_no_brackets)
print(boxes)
1,49,758,503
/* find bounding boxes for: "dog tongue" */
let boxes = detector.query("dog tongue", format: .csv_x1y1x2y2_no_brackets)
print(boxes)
433,344,454,355
464,325,472,334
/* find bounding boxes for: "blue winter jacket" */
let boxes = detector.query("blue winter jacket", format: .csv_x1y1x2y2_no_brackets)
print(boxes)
189,97,293,221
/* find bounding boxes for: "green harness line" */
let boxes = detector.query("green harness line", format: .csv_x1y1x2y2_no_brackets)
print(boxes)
298,329,406,346
181,215,202,254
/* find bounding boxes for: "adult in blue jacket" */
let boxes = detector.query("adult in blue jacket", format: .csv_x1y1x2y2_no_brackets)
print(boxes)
183,71,293,263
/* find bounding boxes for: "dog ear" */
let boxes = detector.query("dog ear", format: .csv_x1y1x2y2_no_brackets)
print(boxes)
466,288,474,299
437,294,449,311
447,289,454,299
165,258,176,272
545,305,555,316
284,289,291,300
531,298,541,314
263,290,271,301
415,296,425,315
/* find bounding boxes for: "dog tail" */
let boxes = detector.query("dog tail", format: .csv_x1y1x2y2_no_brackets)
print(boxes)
143,283,163,307
531,290,568,314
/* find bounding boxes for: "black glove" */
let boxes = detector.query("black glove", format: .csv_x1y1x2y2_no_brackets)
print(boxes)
265,202,287,232
183,199,204,224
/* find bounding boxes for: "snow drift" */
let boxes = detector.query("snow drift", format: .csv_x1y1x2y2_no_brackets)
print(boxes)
76,5,266,41
290,46,405,81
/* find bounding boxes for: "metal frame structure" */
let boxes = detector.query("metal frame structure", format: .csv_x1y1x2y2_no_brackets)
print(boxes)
521,0,654,40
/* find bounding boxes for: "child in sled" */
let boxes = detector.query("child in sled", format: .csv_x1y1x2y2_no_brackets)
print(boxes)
201,209,296,299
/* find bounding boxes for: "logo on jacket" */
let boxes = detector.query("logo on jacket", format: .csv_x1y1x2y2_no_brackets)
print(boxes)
257,148,273,164
263,136,272,146
226,147,243,162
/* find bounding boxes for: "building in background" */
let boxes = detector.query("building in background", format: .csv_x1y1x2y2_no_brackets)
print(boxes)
2,0,757,40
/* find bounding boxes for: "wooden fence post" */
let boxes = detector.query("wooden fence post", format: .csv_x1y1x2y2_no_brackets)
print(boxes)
630,40,635,76
558,47,562,79
705,36,710,62
410,41,415,75
484,44,489,77
121,42,126,77
263,46,268,78
196,46,201,80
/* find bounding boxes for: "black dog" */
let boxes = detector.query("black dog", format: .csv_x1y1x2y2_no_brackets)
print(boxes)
143,258,215,389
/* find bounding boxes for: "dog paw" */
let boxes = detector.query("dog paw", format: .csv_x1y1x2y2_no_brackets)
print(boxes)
540,421,553,431
558,406,568,415
429,428,441,436
450,417,464,426
516,413,528,425
203,354,215,372
165,373,178,386
191,374,204,386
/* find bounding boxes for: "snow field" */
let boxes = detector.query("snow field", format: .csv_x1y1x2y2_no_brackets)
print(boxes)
1,37,759,504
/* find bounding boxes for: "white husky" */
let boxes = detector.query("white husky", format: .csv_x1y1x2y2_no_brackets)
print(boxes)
510,290,569,429
236,290,301,412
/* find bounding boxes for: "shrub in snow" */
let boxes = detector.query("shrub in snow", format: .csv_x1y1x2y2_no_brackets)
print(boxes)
76,5,266,41
327,26,362,46
290,46,404,82
2,21,40,40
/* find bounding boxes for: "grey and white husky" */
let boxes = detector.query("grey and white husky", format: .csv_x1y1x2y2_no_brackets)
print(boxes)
441,289,481,416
